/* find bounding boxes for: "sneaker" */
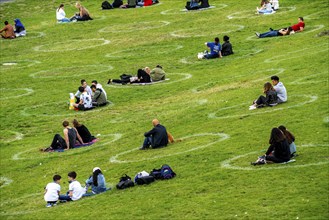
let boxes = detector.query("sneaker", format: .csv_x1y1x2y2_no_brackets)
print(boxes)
249,105,257,110
52,203,57,206
46,203,52,208
255,32,260,38
139,146,146,150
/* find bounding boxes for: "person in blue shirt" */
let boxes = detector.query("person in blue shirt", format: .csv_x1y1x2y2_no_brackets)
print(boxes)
204,37,222,59
85,167,109,194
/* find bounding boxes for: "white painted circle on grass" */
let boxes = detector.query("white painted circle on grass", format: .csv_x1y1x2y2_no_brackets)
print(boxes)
220,144,329,170
110,133,229,163
0,177,13,189
227,6,296,20
105,44,183,58
33,38,110,52
209,94,318,120
98,21,170,33
160,4,227,15
12,133,122,160
29,64,113,79
0,131,24,143
1,60,41,69
170,25,244,38
0,88,34,100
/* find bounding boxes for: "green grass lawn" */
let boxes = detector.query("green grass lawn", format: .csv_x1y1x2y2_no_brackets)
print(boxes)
0,0,328,219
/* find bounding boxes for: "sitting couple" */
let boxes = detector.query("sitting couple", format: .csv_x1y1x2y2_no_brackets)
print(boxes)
107,65,166,85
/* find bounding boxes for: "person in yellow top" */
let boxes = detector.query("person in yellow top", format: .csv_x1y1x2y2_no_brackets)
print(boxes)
0,21,16,39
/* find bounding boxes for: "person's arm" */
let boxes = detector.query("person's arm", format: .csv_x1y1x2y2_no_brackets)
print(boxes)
265,143,275,155
218,50,222,58
68,190,73,198
144,127,156,137
297,26,304,32
64,128,70,149
74,127,85,144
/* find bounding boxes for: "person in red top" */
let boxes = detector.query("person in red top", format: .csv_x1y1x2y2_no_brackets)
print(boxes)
290,17,305,32
0,21,16,39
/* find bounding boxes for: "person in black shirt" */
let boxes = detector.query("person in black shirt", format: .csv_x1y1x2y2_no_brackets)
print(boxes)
140,119,168,150
72,119,95,143
221,35,234,56
264,128,291,163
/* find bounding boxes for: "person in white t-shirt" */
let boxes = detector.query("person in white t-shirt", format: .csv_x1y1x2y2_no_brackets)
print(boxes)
73,86,93,110
56,4,70,22
75,79,92,103
59,171,86,202
271,75,287,103
44,175,61,207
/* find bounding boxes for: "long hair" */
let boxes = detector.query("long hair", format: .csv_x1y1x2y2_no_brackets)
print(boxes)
58,4,64,12
263,82,275,93
269,128,285,144
72,119,81,128
278,125,295,144
93,169,102,186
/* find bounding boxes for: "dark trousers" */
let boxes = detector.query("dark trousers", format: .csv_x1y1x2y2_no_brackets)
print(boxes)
50,134,66,149
266,155,289,163
256,95,266,105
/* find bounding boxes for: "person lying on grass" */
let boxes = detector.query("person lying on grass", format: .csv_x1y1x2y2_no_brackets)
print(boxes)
41,120,84,152
249,82,278,110
107,67,151,85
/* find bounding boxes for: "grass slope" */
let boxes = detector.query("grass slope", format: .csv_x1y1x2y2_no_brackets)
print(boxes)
0,0,328,219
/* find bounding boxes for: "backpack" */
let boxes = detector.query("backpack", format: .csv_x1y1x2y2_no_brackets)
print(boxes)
102,1,113,9
149,169,162,179
161,164,176,179
135,176,155,185
116,174,135,189
112,0,123,8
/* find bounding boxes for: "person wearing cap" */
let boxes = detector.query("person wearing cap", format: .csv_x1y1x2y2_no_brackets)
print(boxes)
271,75,287,103
150,65,166,82
85,167,108,194
0,21,16,39
140,119,168,150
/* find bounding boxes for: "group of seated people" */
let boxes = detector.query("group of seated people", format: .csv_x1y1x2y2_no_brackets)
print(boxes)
256,0,279,14
185,0,210,10
199,35,234,59
44,167,109,207
107,65,166,84
72,79,108,111
56,2,92,23
256,17,305,38
101,0,159,9
249,75,287,110
0,19,26,39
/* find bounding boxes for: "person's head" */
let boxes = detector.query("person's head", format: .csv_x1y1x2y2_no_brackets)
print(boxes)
144,67,150,74
81,79,87,87
152,119,160,127
269,127,285,144
215,37,219,44
68,171,77,181
75,2,81,9
78,86,85,93
90,84,96,92
53,174,61,183
263,82,274,92
298,17,304,22
58,4,64,10
223,35,229,42
156,64,162,69
72,119,81,128
91,80,98,86
92,167,102,186
4,21,8,25
62,120,69,127
278,125,294,143
270,75,279,85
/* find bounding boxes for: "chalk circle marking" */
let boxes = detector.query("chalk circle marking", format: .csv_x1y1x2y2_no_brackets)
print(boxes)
221,144,329,171
0,88,34,101
98,21,170,33
0,131,24,143
160,4,227,15
33,38,110,52
1,60,41,69
0,177,13,189
29,64,113,79
106,73,192,88
105,44,183,58
209,94,318,120
110,133,229,163
12,133,122,160
170,25,244,38
227,6,296,20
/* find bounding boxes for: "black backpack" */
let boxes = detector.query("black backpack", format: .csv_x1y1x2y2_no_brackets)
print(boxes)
102,1,113,9
150,164,176,180
135,176,155,185
116,174,134,189
112,0,123,8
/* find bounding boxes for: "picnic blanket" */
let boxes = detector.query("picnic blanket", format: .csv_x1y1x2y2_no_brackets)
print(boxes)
52,138,99,152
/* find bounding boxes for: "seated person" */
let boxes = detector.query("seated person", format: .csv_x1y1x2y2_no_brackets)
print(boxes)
75,79,92,103
249,82,277,110
271,75,287,103
150,65,165,82
91,80,107,100
85,167,109,194
56,4,70,22
91,85,108,107
203,37,222,59
72,119,95,143
257,0,273,14
221,35,234,56
0,21,16,39
73,86,93,111
144,0,153,6
14,19,26,37
264,128,291,163
70,2,93,21
107,67,151,84
278,125,296,157
140,119,168,150
186,0,209,10
120,0,136,8
256,27,292,38
41,120,84,151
